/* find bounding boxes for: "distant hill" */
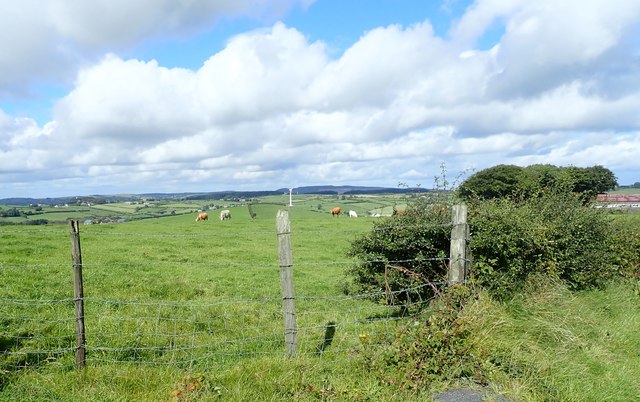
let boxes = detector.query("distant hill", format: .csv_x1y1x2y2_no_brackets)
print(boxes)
0,185,429,205
0,197,75,206
279,185,429,195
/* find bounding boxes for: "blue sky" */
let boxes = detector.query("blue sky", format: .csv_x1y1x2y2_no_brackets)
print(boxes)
1,0,639,198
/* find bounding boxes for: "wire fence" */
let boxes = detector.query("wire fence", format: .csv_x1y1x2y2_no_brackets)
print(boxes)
1,286,442,371
1,209,468,372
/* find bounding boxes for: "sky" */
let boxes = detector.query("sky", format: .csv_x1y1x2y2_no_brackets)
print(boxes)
1,0,640,198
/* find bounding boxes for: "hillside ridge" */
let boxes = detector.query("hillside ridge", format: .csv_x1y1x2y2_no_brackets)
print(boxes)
0,185,428,205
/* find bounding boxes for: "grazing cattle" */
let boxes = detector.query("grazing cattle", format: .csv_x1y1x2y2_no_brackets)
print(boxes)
331,207,341,216
195,213,208,222
219,210,231,221
348,210,358,218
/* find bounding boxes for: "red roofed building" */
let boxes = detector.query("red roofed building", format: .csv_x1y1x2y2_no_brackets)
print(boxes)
596,194,640,202
595,194,640,209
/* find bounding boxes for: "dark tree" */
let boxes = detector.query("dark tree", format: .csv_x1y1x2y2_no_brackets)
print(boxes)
0,207,21,217
458,164,617,202
457,165,525,200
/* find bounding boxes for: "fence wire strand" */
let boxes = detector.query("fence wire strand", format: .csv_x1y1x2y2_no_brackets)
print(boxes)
0,282,444,370
1,216,463,371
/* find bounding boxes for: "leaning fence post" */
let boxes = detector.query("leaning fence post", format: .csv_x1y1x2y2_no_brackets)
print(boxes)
69,220,86,368
448,204,469,285
276,209,297,356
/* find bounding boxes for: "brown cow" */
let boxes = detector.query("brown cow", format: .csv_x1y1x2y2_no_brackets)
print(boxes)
331,207,341,216
195,213,208,222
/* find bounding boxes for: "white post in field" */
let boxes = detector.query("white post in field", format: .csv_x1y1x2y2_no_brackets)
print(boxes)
289,188,293,207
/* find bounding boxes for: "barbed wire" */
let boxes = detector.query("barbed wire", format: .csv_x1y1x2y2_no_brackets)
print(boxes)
0,297,75,304
0,256,451,271
0,220,453,237
0,263,70,270
1,214,461,370
0,229,68,234
0,282,443,307
0,280,443,370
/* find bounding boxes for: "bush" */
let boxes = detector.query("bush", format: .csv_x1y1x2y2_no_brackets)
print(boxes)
25,219,48,225
457,164,617,203
346,199,451,304
359,284,483,388
608,216,640,281
469,192,617,298
348,189,622,303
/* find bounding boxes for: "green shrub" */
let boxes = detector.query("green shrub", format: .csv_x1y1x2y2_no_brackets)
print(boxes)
469,192,617,298
608,216,640,281
346,200,451,304
348,188,622,303
358,284,483,388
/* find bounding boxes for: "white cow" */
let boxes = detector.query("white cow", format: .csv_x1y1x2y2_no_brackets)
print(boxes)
348,210,358,218
219,210,231,220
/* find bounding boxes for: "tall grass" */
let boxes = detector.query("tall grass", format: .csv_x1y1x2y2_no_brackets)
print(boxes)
465,277,640,401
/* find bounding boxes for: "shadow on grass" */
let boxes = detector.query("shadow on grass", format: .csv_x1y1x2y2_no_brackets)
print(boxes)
315,321,337,355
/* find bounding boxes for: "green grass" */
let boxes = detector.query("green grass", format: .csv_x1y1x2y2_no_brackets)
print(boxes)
1,200,421,400
610,187,640,194
0,194,413,225
1,198,639,401
463,278,640,401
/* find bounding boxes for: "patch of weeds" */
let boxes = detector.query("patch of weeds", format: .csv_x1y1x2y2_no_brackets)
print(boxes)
170,373,221,401
359,284,485,389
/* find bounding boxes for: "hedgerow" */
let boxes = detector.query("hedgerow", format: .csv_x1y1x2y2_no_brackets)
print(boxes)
358,284,483,389
469,192,618,299
347,191,622,302
345,197,451,304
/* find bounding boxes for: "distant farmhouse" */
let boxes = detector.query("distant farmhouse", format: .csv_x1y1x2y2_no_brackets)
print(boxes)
595,194,640,210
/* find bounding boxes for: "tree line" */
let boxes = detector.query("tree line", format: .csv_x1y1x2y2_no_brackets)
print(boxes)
457,164,617,202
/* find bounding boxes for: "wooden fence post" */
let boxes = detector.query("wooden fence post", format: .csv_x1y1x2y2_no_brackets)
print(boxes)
448,204,469,285
69,220,86,368
276,210,297,356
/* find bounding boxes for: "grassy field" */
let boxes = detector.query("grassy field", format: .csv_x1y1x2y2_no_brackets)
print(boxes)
0,196,431,400
610,187,640,194
0,193,412,225
1,196,639,401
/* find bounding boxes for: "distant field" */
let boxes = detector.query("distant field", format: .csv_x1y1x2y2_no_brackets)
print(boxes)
0,193,416,225
611,187,640,194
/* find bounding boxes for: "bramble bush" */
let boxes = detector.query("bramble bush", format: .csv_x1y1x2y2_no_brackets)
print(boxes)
347,190,622,302
358,284,484,389
469,192,618,299
348,181,635,392
607,215,640,293
345,195,451,304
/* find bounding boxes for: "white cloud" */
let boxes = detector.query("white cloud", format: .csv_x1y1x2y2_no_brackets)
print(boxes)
488,0,640,98
197,22,327,123
0,0,314,97
2,0,640,197
54,55,201,143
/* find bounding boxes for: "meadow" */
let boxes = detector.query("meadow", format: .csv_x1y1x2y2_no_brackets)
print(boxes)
1,194,429,400
1,193,639,401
